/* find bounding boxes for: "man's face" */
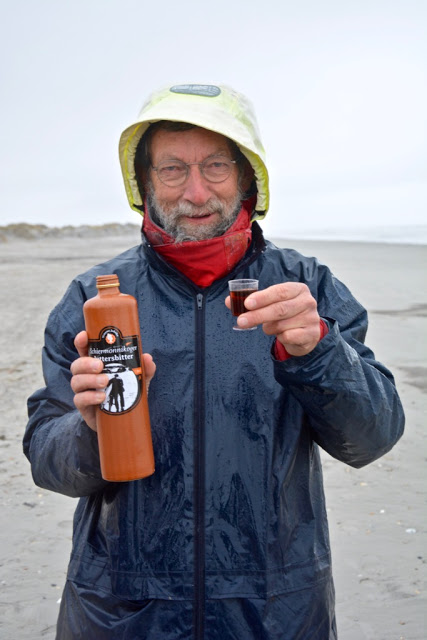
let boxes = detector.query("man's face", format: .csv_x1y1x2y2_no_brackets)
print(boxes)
145,127,243,242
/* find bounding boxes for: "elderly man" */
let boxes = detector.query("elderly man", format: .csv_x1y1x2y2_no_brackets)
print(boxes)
24,84,404,639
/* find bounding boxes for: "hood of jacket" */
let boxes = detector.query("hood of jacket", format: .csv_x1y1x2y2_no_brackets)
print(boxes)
118,83,269,220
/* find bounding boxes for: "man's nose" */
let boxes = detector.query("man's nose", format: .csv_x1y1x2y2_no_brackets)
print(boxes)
181,165,212,206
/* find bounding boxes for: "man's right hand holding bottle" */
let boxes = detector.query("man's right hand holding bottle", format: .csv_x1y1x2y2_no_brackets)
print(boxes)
70,331,156,431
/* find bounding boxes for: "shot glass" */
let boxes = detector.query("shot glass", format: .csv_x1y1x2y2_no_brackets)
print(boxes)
228,279,259,331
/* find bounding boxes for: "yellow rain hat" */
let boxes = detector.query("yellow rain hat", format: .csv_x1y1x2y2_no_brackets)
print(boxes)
118,83,269,219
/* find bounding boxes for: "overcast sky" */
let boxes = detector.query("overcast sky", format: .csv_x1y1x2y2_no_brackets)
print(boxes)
1,0,426,238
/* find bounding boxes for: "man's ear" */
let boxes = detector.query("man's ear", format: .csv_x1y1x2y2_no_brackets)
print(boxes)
135,162,151,202
240,158,255,193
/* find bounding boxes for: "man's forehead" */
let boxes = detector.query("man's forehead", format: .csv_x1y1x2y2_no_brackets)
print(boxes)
150,125,233,155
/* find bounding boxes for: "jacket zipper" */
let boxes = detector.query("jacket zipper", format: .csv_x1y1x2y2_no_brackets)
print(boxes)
194,292,206,640
144,231,266,637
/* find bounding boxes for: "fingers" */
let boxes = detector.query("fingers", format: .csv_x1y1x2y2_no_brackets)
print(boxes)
70,371,109,394
244,282,300,312
70,355,104,376
72,389,106,411
229,282,321,356
73,391,104,431
237,283,315,329
70,354,107,431
71,338,106,431
142,353,156,389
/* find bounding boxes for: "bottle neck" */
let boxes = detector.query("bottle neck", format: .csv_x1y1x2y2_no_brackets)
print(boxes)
97,283,120,296
96,275,120,296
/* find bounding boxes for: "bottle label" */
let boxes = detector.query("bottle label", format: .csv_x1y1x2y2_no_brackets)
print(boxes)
88,326,142,415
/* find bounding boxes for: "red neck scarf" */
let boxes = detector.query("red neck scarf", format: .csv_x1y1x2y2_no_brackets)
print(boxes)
143,198,254,287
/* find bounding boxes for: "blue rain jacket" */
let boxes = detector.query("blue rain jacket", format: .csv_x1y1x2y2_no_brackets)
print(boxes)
24,224,404,639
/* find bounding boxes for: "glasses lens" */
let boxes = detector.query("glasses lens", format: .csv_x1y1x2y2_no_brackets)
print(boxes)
156,160,187,186
202,157,233,182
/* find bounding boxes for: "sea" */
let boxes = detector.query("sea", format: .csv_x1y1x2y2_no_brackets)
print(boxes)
1,223,426,245
272,224,427,245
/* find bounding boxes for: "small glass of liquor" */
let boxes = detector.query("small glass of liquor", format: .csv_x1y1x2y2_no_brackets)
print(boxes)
228,279,259,331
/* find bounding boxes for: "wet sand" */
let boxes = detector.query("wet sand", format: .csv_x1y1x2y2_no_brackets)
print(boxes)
0,229,425,639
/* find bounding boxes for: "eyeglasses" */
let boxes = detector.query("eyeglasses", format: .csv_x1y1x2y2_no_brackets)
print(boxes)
151,156,237,187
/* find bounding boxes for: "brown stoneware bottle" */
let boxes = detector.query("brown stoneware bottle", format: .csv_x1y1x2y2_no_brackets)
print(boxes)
83,274,155,481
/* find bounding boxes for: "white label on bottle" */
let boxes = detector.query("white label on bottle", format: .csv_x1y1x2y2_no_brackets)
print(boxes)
88,326,142,415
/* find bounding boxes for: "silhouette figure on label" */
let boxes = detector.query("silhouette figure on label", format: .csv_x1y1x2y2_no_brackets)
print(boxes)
105,374,125,412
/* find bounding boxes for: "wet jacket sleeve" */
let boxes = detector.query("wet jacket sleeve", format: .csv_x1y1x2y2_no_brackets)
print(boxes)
272,266,405,468
23,285,108,498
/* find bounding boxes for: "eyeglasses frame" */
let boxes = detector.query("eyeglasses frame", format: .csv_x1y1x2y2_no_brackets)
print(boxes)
151,156,238,187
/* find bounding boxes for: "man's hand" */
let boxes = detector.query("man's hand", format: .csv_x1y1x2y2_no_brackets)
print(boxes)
225,283,321,357
70,331,156,431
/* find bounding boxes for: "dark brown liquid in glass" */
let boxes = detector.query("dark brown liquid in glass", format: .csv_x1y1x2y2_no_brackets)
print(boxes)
230,289,257,316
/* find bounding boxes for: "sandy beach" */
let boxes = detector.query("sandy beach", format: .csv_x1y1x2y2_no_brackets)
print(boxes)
0,227,425,639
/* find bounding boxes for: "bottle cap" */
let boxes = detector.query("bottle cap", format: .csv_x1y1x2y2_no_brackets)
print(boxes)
96,274,120,289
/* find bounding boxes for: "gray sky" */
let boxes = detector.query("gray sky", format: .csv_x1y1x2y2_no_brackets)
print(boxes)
1,0,426,238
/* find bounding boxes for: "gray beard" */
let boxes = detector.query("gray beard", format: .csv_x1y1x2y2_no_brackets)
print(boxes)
146,187,243,243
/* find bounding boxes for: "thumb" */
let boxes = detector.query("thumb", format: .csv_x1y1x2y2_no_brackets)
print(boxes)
74,331,89,358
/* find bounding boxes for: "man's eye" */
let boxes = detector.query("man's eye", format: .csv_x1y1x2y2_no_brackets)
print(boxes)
205,160,228,170
161,164,184,173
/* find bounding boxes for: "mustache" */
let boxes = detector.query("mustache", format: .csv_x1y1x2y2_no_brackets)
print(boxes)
160,198,229,219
